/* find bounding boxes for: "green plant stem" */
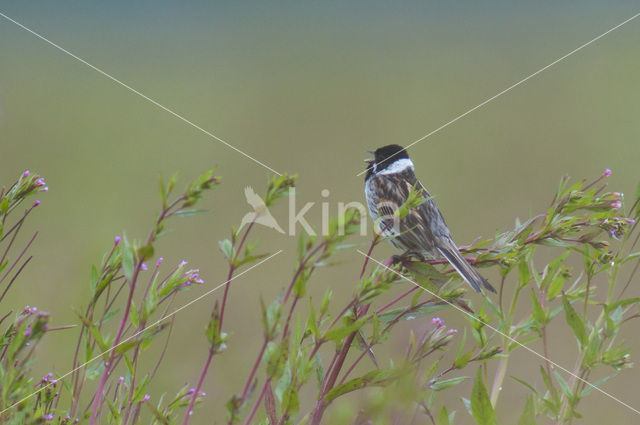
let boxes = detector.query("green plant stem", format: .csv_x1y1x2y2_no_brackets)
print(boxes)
556,352,584,424
489,351,508,406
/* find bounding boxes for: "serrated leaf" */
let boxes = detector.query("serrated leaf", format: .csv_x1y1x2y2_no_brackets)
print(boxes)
530,290,547,326
471,368,498,425
562,293,587,347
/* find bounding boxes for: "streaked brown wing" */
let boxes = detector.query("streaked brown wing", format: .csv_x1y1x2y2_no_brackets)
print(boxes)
371,168,450,254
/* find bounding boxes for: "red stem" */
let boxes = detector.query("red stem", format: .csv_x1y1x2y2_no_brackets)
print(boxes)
220,219,256,330
241,340,267,400
90,198,182,425
243,379,270,425
184,216,257,425
182,349,215,425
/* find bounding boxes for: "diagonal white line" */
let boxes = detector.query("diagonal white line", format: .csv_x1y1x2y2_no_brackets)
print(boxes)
358,11,640,176
0,249,283,415
0,11,282,176
358,249,640,416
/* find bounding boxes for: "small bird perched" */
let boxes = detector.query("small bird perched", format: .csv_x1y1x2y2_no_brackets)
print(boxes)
364,144,495,294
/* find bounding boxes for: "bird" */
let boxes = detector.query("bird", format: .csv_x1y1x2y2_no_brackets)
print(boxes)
364,144,495,293
239,186,285,234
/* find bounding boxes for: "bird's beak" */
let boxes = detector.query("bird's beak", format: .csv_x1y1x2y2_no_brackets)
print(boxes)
366,150,375,154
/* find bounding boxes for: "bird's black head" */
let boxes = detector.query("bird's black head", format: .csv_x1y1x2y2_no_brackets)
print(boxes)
365,144,410,180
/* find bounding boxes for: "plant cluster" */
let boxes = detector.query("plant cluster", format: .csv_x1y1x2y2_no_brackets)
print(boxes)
0,167,638,425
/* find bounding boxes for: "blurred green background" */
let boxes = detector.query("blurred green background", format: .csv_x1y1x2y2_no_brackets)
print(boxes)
1,1,640,423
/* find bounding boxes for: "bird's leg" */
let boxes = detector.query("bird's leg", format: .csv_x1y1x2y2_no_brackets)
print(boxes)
390,254,405,265
390,250,423,267
411,251,427,262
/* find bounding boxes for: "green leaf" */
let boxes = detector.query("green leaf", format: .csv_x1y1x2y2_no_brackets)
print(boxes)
582,330,599,368
306,300,320,339
0,197,8,213
121,237,135,282
205,302,227,352
114,340,139,355
90,265,99,291
377,303,448,323
518,257,530,287
510,375,539,396
454,329,473,369
130,300,139,328
138,243,154,260
85,361,105,380
132,375,150,402
579,374,614,398
471,368,498,425
552,371,572,400
538,366,560,409
406,261,448,286
275,364,292,403
75,311,108,352
540,252,570,291
324,369,398,404
159,174,168,207
517,395,535,425
174,208,210,217
218,239,234,260
562,293,587,347
323,317,367,343
430,376,468,391
320,289,332,315
530,290,547,326
546,274,564,300
438,406,451,425
313,354,324,392
147,401,171,425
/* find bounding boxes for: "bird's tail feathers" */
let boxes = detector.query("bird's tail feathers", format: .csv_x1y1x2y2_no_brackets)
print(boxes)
437,243,496,294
